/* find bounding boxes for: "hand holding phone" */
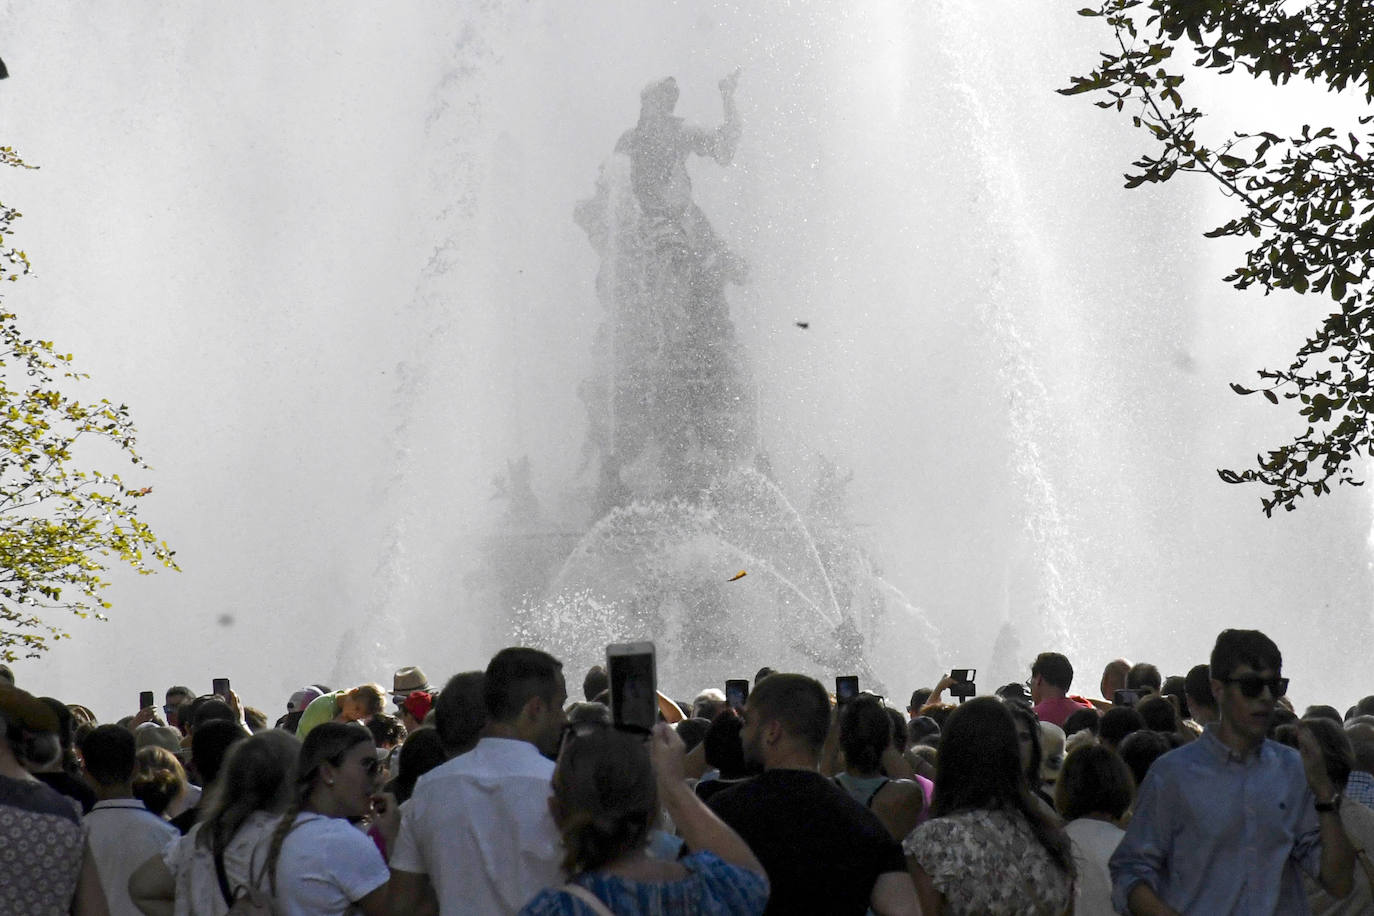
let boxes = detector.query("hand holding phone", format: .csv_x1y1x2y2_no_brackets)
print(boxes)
139,690,155,710
1113,688,1141,708
948,668,977,701
212,677,231,700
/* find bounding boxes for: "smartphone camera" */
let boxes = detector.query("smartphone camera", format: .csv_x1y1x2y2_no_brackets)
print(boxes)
835,675,860,704
1113,688,1142,708
606,642,657,732
725,678,749,713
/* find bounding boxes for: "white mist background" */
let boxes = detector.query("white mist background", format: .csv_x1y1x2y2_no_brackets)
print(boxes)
1,1,1369,720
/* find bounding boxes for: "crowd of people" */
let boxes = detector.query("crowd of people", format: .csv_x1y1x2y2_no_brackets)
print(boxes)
1,626,1372,915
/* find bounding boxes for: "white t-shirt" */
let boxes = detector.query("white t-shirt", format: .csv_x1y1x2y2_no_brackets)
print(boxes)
389,737,561,915
1065,817,1125,916
273,812,389,916
161,811,278,916
85,798,179,916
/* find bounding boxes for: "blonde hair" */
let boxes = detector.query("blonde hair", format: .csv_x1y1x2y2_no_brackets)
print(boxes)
347,684,386,717
133,746,188,817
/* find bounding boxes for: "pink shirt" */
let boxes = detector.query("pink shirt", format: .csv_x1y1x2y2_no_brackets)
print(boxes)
1034,694,1092,727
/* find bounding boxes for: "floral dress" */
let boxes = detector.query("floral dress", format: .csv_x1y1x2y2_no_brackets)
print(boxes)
903,807,1073,916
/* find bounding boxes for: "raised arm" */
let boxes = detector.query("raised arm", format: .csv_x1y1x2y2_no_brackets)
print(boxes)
687,69,742,165
1298,723,1356,899
651,723,765,877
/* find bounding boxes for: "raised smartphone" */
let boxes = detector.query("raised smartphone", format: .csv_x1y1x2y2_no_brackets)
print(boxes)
606,642,657,731
725,678,749,712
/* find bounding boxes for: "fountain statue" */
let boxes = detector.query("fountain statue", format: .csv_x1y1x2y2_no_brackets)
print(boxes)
495,74,939,697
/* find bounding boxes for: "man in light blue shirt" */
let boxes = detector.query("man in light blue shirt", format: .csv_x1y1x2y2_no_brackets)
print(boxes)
1109,629,1355,915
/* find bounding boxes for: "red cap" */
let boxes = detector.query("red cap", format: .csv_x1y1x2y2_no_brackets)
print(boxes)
402,690,433,721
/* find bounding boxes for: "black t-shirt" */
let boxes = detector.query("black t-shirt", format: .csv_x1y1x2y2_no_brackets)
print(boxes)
695,776,751,804
707,768,907,915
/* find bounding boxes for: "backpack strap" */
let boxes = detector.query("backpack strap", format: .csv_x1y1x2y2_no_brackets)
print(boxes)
562,882,616,916
213,842,235,907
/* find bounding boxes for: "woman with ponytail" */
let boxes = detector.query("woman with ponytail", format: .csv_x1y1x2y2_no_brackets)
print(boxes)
268,721,394,915
520,722,768,915
903,696,1076,915
130,728,299,916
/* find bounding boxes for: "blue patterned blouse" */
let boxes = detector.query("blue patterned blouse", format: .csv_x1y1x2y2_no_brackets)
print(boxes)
519,850,768,916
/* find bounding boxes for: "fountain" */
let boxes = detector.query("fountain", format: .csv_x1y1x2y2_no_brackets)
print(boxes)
475,71,939,698
4,2,1372,717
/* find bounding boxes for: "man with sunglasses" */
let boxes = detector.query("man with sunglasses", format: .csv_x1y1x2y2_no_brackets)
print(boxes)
1110,629,1356,914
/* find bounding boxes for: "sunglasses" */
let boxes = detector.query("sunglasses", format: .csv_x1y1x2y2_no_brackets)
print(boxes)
327,751,381,779
1220,674,1289,699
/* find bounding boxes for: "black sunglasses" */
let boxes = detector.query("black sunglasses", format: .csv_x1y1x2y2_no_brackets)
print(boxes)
327,750,381,778
1220,674,1289,699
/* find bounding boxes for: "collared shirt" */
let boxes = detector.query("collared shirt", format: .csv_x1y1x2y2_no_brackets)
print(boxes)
84,797,179,916
1345,770,1374,811
1110,724,1322,915
1033,694,1093,728
389,737,561,916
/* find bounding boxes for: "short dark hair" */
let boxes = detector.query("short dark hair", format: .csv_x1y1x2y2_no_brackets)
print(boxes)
434,671,486,756
1183,664,1213,711
1161,676,1190,721
1304,705,1344,726
670,718,707,754
1099,706,1145,747
1031,653,1074,692
908,688,932,712
582,666,609,702
754,667,776,686
1126,663,1161,693
191,719,247,787
1055,744,1134,821
702,711,750,779
907,716,940,747
366,713,405,747
165,685,193,703
79,724,137,786
192,698,235,732
484,648,563,723
839,695,893,772
748,673,830,753
1118,729,1170,788
1062,707,1100,737
1136,696,1179,733
1210,629,1281,683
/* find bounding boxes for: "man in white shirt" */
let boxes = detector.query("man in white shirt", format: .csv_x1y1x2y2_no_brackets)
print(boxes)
79,724,178,916
389,647,568,916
